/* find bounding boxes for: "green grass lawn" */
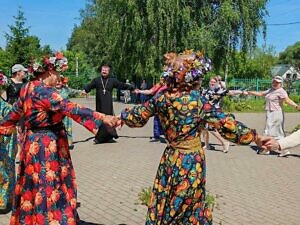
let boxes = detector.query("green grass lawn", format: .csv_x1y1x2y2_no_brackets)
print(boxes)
223,96,299,113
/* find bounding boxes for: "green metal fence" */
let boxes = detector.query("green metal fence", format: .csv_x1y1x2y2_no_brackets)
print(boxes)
228,78,300,95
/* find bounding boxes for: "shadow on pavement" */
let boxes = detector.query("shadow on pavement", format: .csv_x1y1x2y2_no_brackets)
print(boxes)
118,135,151,139
281,154,300,158
73,136,94,144
250,145,261,153
250,145,300,158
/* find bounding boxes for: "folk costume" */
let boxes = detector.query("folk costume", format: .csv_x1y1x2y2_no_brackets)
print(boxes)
0,73,18,214
57,82,85,148
121,50,258,224
84,75,134,143
0,53,110,224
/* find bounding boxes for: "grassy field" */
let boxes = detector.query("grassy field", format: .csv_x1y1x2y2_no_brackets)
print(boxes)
223,95,300,113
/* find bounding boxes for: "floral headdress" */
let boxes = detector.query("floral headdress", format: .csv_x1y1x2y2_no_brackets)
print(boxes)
28,52,68,77
162,50,212,86
60,75,69,84
0,71,8,92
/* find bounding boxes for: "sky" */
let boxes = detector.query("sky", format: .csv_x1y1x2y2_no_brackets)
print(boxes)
0,0,300,54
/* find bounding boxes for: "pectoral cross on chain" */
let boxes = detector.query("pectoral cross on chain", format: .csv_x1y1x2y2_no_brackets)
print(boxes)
101,77,108,95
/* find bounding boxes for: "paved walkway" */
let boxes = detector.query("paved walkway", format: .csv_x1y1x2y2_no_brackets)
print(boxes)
1,97,299,225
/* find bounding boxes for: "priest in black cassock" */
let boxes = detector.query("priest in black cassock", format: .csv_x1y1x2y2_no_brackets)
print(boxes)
84,64,135,143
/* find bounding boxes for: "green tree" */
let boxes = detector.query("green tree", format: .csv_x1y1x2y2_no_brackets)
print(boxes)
0,48,12,74
278,41,300,70
67,0,269,82
229,46,278,79
5,8,42,66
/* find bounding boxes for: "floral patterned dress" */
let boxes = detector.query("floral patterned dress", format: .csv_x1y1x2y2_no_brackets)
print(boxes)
0,80,104,225
0,98,17,213
57,86,84,147
121,89,257,225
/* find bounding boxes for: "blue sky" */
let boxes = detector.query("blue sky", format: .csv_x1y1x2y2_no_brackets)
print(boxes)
0,0,85,51
0,0,300,54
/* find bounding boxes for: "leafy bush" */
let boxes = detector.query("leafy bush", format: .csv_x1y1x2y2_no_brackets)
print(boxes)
67,74,91,90
138,186,152,206
204,191,217,211
137,186,218,212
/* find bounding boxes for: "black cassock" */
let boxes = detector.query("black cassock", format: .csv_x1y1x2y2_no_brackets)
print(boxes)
84,76,134,142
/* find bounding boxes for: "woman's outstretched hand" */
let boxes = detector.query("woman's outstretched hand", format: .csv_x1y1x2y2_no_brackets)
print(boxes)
115,114,124,130
102,115,121,128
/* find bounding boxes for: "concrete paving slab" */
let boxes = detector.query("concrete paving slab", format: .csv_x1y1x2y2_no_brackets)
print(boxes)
1,97,299,225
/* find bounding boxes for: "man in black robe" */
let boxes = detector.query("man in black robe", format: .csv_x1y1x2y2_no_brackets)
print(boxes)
84,65,135,143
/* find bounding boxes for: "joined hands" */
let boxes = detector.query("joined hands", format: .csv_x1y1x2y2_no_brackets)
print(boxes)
256,135,281,151
102,115,122,128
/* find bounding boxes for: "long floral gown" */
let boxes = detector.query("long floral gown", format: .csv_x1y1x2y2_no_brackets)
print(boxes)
57,85,84,147
121,89,257,225
0,98,17,212
0,80,104,224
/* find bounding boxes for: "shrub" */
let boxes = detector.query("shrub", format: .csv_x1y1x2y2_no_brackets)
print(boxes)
138,186,152,206
204,191,217,211
137,186,218,212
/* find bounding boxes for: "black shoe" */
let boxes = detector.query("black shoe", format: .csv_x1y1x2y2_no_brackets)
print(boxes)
93,139,101,144
159,137,167,143
0,204,12,214
69,144,75,150
150,137,160,142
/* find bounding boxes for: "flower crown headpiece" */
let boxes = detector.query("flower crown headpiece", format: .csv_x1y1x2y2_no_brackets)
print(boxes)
162,50,212,85
0,71,8,92
28,52,68,76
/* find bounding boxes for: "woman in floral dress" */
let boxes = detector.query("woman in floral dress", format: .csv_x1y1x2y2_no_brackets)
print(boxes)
121,50,261,224
0,53,119,224
0,72,18,214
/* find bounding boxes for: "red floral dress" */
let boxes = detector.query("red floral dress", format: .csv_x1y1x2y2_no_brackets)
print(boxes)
0,80,104,225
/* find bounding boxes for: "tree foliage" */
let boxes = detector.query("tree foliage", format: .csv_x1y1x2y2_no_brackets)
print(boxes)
278,41,300,70
228,46,278,79
4,8,42,67
67,0,269,82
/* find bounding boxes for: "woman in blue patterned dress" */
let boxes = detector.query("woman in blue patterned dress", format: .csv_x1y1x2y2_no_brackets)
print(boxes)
121,50,262,224
0,72,18,214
